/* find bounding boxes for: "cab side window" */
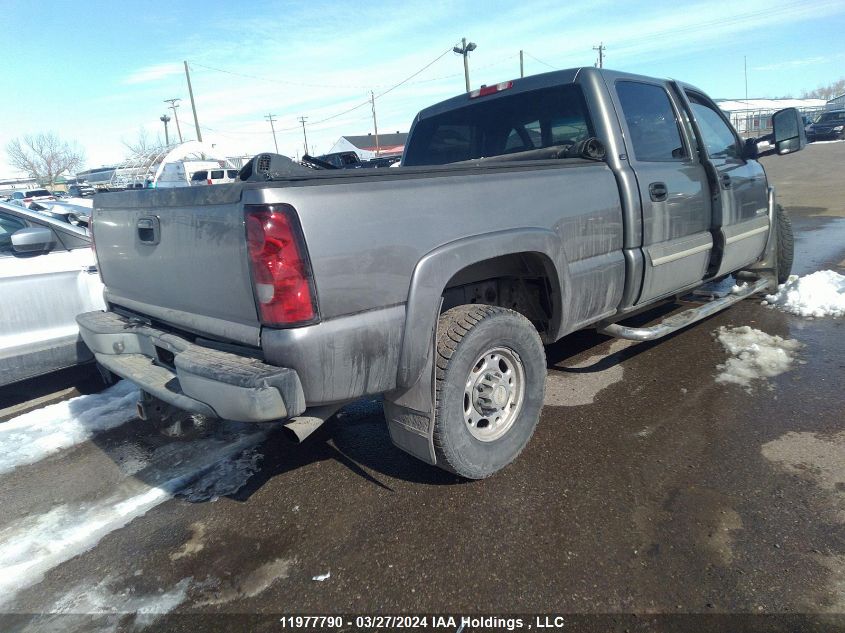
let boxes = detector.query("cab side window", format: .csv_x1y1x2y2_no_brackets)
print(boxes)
686,92,741,160
0,212,27,256
616,81,687,162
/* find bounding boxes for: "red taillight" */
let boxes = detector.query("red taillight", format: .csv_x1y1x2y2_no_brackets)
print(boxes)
245,204,317,325
207,179,212,185
469,81,513,99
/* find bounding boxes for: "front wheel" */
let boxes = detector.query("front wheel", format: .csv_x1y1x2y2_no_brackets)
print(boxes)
775,204,794,285
433,305,546,479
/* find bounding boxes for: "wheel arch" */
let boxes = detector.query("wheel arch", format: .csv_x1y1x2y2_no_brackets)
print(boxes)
396,228,569,392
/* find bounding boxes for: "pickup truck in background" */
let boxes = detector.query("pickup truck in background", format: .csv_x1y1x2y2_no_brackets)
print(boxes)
77,67,805,479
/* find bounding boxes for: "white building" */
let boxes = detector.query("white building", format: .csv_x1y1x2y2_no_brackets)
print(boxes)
716,98,827,135
827,93,845,111
327,132,408,160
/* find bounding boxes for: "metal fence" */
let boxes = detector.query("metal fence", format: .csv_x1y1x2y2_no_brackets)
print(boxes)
723,107,827,138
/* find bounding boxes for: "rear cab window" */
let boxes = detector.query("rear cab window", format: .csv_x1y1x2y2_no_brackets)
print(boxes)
191,171,208,181
403,83,594,166
615,81,688,162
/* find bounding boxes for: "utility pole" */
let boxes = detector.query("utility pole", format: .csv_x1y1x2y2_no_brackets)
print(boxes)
298,116,309,156
159,114,171,145
519,49,524,78
453,38,477,93
370,91,381,157
264,114,279,153
184,61,202,142
593,42,606,68
744,55,748,101
164,98,183,143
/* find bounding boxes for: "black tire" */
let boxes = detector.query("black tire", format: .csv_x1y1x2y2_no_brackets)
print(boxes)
775,204,794,285
433,305,546,479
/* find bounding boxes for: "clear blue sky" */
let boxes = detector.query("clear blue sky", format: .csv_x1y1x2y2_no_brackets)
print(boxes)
1,0,843,174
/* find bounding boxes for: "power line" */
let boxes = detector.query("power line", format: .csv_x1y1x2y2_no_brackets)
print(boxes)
523,52,559,70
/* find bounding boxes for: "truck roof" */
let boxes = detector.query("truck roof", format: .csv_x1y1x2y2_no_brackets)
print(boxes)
412,67,704,123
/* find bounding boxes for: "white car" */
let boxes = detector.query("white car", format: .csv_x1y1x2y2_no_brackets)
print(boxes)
189,168,240,186
0,201,105,386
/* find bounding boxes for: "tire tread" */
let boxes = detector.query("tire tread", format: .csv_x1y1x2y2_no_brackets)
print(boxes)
432,304,544,478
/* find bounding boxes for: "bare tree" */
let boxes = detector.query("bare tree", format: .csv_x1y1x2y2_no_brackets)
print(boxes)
801,78,845,100
6,132,85,187
122,127,166,157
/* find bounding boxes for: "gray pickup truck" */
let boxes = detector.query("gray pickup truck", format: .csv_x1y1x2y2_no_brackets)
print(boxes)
77,67,805,479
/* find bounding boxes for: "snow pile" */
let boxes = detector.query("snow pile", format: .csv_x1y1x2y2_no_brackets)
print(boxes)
763,271,845,318
714,326,802,390
0,380,139,475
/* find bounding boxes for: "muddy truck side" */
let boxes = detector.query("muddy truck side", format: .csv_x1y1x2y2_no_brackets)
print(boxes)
77,67,805,478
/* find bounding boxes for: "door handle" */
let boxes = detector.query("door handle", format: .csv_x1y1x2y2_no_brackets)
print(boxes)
720,174,732,189
137,216,160,245
648,182,668,202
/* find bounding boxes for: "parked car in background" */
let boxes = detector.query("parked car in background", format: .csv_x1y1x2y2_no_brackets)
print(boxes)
189,168,240,186
31,199,92,227
0,201,105,386
9,189,56,207
67,184,97,197
315,151,363,168
362,155,402,168
806,110,845,141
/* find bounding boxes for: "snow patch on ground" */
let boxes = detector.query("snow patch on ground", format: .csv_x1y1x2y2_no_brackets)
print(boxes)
0,380,139,475
53,575,190,617
17,576,191,633
0,429,269,607
763,271,845,318
714,326,802,390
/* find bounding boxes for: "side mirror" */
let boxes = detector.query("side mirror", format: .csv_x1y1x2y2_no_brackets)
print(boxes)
771,107,807,155
11,227,56,254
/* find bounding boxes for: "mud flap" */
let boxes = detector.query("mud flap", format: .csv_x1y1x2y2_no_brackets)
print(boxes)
383,325,438,466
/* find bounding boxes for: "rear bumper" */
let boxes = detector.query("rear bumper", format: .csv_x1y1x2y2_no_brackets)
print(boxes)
76,310,306,422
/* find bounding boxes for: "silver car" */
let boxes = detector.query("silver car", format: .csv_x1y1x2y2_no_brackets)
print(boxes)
0,201,105,386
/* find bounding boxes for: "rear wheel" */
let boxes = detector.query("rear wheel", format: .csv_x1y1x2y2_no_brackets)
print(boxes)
775,204,794,285
433,305,546,479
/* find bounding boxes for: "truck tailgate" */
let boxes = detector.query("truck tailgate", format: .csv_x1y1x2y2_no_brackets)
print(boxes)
94,187,260,345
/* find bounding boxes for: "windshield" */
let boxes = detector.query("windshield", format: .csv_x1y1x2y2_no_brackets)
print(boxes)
816,111,845,123
403,83,594,166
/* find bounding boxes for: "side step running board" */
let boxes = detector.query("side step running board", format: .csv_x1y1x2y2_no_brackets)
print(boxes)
597,279,769,342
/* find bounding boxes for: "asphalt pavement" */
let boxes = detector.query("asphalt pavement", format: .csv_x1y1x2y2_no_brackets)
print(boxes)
1,142,844,633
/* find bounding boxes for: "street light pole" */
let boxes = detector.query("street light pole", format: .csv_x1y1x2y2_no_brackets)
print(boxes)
159,114,171,145
453,38,477,93
164,98,183,143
